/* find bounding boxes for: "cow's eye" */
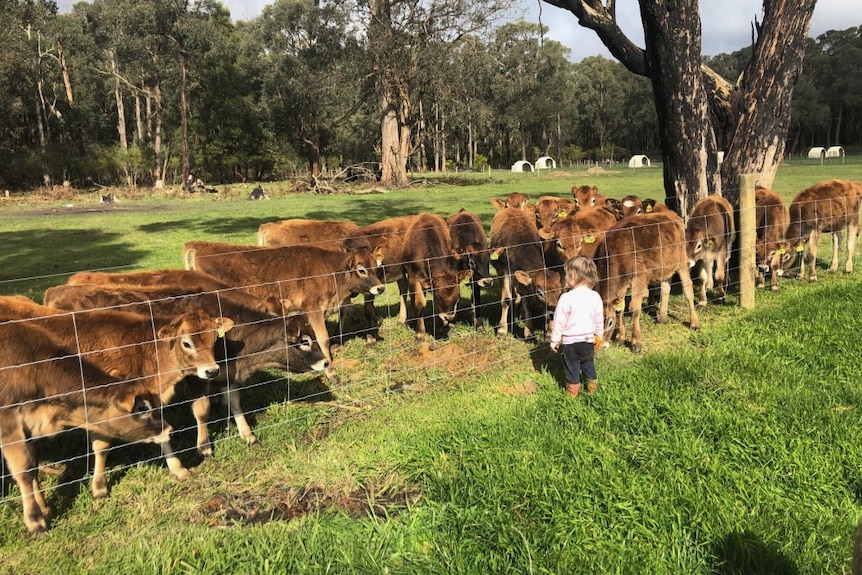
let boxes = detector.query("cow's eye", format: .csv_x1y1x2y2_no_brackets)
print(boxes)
356,266,368,277
182,338,194,350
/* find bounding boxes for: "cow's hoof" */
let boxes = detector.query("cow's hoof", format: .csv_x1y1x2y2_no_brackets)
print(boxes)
427,340,438,351
808,275,818,282
630,343,642,354
247,439,261,448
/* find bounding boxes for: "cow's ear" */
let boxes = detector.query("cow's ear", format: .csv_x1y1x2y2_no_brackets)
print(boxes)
214,316,234,337
157,323,178,340
490,247,504,260
264,296,283,317
373,247,385,264
513,270,532,287
491,198,506,209
457,270,473,283
451,248,463,260
420,277,432,290
279,299,304,317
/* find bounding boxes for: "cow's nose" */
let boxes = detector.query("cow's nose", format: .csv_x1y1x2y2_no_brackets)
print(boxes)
203,365,220,379
440,311,456,325
369,285,385,295
478,278,494,288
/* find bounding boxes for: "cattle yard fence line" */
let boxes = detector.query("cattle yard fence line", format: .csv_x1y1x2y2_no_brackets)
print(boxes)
3,176,862,525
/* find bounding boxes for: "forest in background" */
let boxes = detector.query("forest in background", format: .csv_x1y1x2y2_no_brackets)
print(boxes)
1,0,860,190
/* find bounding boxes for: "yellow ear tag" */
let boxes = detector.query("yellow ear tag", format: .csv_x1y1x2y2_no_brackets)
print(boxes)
707,239,714,248
490,251,500,261
615,301,625,312
795,245,805,252
558,211,568,217
645,205,653,213
217,328,226,338
777,248,785,255
584,235,596,244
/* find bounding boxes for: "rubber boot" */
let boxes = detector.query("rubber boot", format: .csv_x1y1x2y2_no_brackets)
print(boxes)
565,383,581,397
585,380,599,394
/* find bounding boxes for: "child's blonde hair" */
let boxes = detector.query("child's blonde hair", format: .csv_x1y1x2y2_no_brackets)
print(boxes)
564,255,598,289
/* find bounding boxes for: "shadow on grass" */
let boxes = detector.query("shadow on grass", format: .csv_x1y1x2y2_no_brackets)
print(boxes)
711,530,798,574
0,229,149,298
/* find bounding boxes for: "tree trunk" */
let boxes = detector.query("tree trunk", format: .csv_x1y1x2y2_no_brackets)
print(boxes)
178,46,191,187
110,51,128,150
56,39,74,107
369,0,410,187
717,0,816,206
639,0,716,215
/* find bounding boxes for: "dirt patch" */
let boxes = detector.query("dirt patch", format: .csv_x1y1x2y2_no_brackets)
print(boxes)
499,380,540,396
197,482,421,526
586,166,609,175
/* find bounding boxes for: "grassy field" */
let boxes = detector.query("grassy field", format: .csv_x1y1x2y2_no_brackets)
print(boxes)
1,162,862,573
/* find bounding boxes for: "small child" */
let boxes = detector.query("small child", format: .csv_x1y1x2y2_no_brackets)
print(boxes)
550,256,604,397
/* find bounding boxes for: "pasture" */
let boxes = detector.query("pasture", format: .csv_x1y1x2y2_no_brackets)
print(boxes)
1,162,862,573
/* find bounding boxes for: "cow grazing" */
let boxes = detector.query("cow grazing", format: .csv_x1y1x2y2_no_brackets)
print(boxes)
0,296,231,490
183,241,384,380
755,186,792,291
785,179,862,281
257,219,366,252
490,208,564,339
0,321,172,535
595,211,700,353
398,213,472,343
539,205,619,262
490,192,530,211
685,194,735,306
44,282,327,455
446,209,497,330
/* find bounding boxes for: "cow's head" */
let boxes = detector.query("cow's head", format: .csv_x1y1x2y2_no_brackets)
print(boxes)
158,310,233,380
619,195,643,217
100,389,173,446
572,185,599,209
345,249,386,296
685,229,710,266
428,269,473,324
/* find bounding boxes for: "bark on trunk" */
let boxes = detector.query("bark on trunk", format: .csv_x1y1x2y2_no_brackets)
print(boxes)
110,51,128,150
178,46,191,187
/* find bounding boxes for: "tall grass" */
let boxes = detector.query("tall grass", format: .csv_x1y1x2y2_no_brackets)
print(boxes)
1,165,862,573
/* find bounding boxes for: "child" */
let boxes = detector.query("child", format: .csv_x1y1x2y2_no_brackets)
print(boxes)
550,256,604,397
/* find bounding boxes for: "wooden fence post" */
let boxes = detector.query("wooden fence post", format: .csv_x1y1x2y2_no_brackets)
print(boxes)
738,174,757,309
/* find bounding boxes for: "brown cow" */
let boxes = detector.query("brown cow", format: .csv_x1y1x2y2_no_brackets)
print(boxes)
398,213,472,343
595,211,700,353
43,282,327,455
754,186,792,291
349,215,420,340
0,296,231,491
618,195,644,217
785,179,862,281
685,194,735,306
490,192,530,211
257,218,368,252
0,320,172,535
571,184,602,209
446,209,497,330
490,208,564,339
534,195,574,230
539,205,619,262
183,241,384,380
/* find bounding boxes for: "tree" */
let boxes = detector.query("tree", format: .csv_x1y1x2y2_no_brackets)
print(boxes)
542,0,816,214
364,0,514,187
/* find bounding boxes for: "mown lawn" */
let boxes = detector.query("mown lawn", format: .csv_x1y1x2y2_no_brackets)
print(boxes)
1,163,862,574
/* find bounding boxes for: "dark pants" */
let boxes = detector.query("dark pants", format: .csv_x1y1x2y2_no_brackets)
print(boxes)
561,342,597,385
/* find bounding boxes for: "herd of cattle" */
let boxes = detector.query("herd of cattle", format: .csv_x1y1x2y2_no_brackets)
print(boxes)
1,178,860,535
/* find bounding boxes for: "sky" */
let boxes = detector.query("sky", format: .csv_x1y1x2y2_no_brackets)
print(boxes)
56,0,862,62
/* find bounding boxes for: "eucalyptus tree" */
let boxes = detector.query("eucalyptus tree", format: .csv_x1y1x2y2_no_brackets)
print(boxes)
364,0,515,187
253,0,368,179
541,0,817,214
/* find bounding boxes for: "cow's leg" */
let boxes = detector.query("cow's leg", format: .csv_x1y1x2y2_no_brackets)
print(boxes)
362,293,380,344
678,264,701,331
629,279,648,353
190,394,213,458
396,277,410,325
497,275,512,337
307,309,337,382
2,423,50,534
521,297,534,340
91,438,111,498
694,261,708,308
225,384,257,446
715,247,728,302
656,280,671,323
846,220,859,274
802,229,820,281
411,278,428,341
160,440,190,481
829,230,841,272
470,279,484,331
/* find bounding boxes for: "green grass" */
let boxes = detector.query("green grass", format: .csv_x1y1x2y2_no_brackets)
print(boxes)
1,164,862,574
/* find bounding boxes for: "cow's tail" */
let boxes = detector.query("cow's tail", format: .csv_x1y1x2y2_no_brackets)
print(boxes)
183,247,196,270
721,201,734,248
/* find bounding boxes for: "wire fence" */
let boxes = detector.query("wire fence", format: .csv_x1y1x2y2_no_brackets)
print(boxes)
2,176,861,533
